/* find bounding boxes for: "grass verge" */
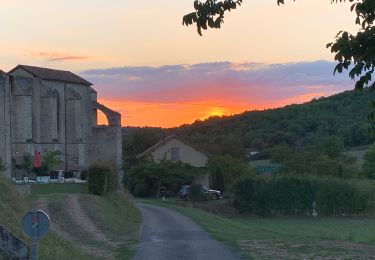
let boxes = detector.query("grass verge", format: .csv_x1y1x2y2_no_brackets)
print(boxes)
28,183,88,201
1,177,141,260
79,193,142,259
0,177,88,260
146,199,375,259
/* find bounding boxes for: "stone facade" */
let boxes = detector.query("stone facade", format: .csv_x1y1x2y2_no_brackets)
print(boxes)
0,65,122,180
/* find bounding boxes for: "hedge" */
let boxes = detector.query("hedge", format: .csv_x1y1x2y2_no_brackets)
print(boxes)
232,175,372,216
88,162,116,195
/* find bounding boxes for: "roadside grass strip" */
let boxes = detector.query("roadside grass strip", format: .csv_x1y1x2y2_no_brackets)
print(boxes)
28,183,88,201
27,182,141,259
0,178,88,260
145,199,375,259
34,192,141,260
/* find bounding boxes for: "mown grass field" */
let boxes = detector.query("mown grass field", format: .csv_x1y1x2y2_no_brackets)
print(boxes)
345,145,371,170
0,178,141,260
147,199,375,259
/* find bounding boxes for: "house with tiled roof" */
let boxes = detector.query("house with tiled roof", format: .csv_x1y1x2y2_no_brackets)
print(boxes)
137,134,210,187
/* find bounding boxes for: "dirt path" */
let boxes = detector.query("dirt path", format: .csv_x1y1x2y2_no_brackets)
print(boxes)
66,195,112,243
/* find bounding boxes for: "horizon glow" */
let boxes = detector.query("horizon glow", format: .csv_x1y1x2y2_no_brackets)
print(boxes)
0,1,359,127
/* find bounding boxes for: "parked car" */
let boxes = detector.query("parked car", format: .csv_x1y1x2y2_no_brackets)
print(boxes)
178,185,224,200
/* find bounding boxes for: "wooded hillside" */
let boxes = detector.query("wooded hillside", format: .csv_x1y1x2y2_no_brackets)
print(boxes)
173,89,375,157
123,89,375,161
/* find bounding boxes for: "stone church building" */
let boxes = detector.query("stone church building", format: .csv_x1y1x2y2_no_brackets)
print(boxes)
0,65,122,179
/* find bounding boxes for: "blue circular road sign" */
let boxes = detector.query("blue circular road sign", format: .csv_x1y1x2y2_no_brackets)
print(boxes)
22,210,50,239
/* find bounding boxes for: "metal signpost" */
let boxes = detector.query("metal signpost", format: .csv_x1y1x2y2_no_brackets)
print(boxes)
22,210,50,260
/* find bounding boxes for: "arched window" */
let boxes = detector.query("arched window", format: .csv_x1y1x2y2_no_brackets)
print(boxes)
97,109,109,126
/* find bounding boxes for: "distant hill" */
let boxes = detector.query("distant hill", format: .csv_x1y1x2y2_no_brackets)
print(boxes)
172,89,375,157
123,89,375,159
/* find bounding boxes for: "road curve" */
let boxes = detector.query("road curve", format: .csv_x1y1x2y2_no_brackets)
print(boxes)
133,203,240,260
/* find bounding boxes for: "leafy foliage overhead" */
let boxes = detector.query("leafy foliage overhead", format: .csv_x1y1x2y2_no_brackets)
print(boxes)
183,0,374,88
183,0,244,36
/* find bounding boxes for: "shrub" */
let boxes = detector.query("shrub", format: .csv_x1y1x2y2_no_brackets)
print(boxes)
315,178,362,216
232,175,371,216
232,177,256,213
88,162,113,195
126,160,201,198
42,150,63,172
21,154,32,172
80,170,88,180
99,162,118,192
188,184,209,202
208,155,255,193
363,143,375,179
133,180,150,197
0,157,6,172
33,165,49,177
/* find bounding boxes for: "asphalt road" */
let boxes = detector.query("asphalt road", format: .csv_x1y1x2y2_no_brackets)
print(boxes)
133,203,241,260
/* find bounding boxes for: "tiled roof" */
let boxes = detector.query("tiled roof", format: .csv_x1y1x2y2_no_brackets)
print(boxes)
9,65,92,86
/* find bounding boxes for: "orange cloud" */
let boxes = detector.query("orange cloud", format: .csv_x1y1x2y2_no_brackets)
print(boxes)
97,99,249,128
97,91,329,128
277,92,326,106
32,51,89,62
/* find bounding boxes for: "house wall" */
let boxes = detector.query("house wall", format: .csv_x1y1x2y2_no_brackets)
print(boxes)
150,138,210,187
151,138,208,167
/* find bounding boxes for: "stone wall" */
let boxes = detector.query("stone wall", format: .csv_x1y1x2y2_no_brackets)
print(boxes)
0,72,11,178
0,73,6,171
7,73,93,172
4,67,122,179
92,126,122,169
0,225,29,259
91,102,122,186
11,77,34,161
92,125,122,189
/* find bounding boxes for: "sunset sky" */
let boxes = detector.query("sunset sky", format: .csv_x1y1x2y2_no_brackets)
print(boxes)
0,0,359,127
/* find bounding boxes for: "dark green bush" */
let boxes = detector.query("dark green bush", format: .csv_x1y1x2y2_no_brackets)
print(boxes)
0,157,6,173
80,170,88,180
126,160,203,198
88,162,113,195
232,175,371,216
133,180,150,197
315,178,365,216
188,184,210,202
105,165,118,192
32,165,49,176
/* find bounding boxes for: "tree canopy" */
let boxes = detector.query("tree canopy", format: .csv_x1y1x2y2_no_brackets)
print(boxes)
183,0,374,88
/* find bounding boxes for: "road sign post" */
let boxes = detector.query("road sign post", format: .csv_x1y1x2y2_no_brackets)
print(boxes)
22,210,50,260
